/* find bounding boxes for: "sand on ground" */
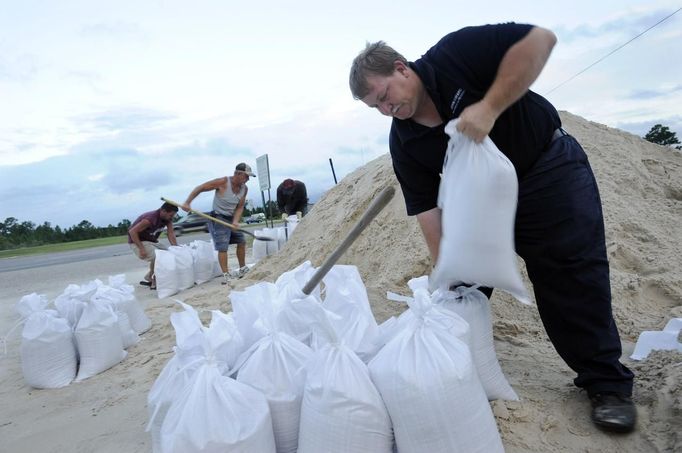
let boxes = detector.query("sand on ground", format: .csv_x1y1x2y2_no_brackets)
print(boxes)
1,111,680,452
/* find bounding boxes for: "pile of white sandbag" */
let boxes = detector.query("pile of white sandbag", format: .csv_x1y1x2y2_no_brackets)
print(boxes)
6,274,152,389
252,215,299,261
155,241,223,299
149,261,514,452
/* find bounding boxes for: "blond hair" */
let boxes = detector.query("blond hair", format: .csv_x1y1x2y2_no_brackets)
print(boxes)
349,41,407,99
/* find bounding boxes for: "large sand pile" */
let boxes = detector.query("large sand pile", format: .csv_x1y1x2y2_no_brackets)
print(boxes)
1,111,680,452
234,111,682,452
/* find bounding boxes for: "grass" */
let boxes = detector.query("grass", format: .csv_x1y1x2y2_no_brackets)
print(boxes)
0,220,287,259
0,236,129,259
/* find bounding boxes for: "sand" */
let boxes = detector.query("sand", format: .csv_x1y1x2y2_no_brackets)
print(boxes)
1,111,680,452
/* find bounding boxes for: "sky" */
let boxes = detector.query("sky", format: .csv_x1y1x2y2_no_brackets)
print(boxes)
1,0,681,228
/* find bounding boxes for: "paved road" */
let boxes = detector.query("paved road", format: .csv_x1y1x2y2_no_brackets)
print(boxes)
0,232,212,273
0,221,275,273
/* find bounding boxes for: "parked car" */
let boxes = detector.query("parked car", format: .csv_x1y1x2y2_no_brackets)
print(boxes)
245,213,266,224
172,212,210,236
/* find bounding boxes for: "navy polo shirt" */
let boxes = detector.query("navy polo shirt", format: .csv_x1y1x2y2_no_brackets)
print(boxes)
390,23,561,216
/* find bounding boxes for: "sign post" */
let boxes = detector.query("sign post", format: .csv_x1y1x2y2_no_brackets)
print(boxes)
256,154,274,227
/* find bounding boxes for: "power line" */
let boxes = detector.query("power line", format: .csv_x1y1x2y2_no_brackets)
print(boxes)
545,7,682,95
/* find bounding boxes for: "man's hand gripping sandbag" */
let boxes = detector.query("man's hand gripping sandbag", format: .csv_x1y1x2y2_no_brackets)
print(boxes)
430,119,530,303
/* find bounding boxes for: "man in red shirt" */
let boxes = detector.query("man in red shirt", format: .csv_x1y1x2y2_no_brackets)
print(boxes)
128,202,179,290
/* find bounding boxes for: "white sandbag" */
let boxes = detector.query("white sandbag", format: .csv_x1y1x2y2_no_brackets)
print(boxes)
20,310,77,389
190,240,215,284
106,274,151,334
231,282,280,351
630,319,682,360
91,278,138,348
148,303,245,451
431,119,530,303
407,276,517,400
231,282,318,351
286,215,298,237
54,282,98,329
116,309,139,349
434,285,518,401
62,281,99,300
54,295,86,330
148,302,207,453
15,293,49,318
237,331,312,453
263,227,280,255
234,294,313,453
148,353,198,453
273,262,323,346
664,317,682,333
157,303,275,453
168,245,195,291
369,287,503,453
211,248,223,278
297,299,393,453
276,226,287,251
252,231,268,261
161,363,276,453
74,301,127,381
155,250,180,299
207,310,245,371
321,265,381,362
126,299,152,335
274,261,320,300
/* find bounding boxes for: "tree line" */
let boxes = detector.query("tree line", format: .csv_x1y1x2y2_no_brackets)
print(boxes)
0,202,281,251
0,217,133,251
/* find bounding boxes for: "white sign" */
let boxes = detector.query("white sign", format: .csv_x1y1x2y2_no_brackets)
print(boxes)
256,154,271,191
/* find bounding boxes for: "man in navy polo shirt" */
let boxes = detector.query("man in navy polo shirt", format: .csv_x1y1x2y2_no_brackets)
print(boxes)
349,23,636,432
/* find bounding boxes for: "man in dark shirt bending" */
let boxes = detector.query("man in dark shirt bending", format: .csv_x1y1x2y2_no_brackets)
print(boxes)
349,23,636,433
277,178,309,216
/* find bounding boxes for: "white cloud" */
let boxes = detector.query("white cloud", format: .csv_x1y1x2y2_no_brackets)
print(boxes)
1,0,680,227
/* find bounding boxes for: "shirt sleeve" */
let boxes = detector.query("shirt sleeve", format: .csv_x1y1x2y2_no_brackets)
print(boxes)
276,186,285,210
390,129,441,216
426,23,534,94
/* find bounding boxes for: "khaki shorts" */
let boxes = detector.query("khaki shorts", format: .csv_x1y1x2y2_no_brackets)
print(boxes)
130,241,168,262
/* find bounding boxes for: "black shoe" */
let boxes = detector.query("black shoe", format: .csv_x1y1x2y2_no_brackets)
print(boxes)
590,392,637,433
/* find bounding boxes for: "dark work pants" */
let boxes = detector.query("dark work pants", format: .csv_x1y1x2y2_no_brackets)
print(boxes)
507,134,634,396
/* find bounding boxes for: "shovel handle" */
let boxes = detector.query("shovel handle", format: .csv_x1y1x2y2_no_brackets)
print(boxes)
301,185,395,295
160,197,271,241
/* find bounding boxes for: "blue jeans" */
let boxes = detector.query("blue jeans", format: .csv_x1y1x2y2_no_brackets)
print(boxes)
208,213,245,251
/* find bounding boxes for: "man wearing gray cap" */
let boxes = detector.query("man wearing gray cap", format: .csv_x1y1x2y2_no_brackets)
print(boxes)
182,162,256,284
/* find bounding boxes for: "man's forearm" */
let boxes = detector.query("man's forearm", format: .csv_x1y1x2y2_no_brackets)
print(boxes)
129,231,144,251
416,208,443,264
233,206,244,223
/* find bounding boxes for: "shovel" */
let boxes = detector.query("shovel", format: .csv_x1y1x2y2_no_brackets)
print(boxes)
161,197,275,241
301,185,394,295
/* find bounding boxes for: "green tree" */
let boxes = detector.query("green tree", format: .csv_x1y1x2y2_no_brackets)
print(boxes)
0,217,18,236
263,200,282,219
644,124,681,150
117,219,131,235
65,219,98,241
34,221,56,244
